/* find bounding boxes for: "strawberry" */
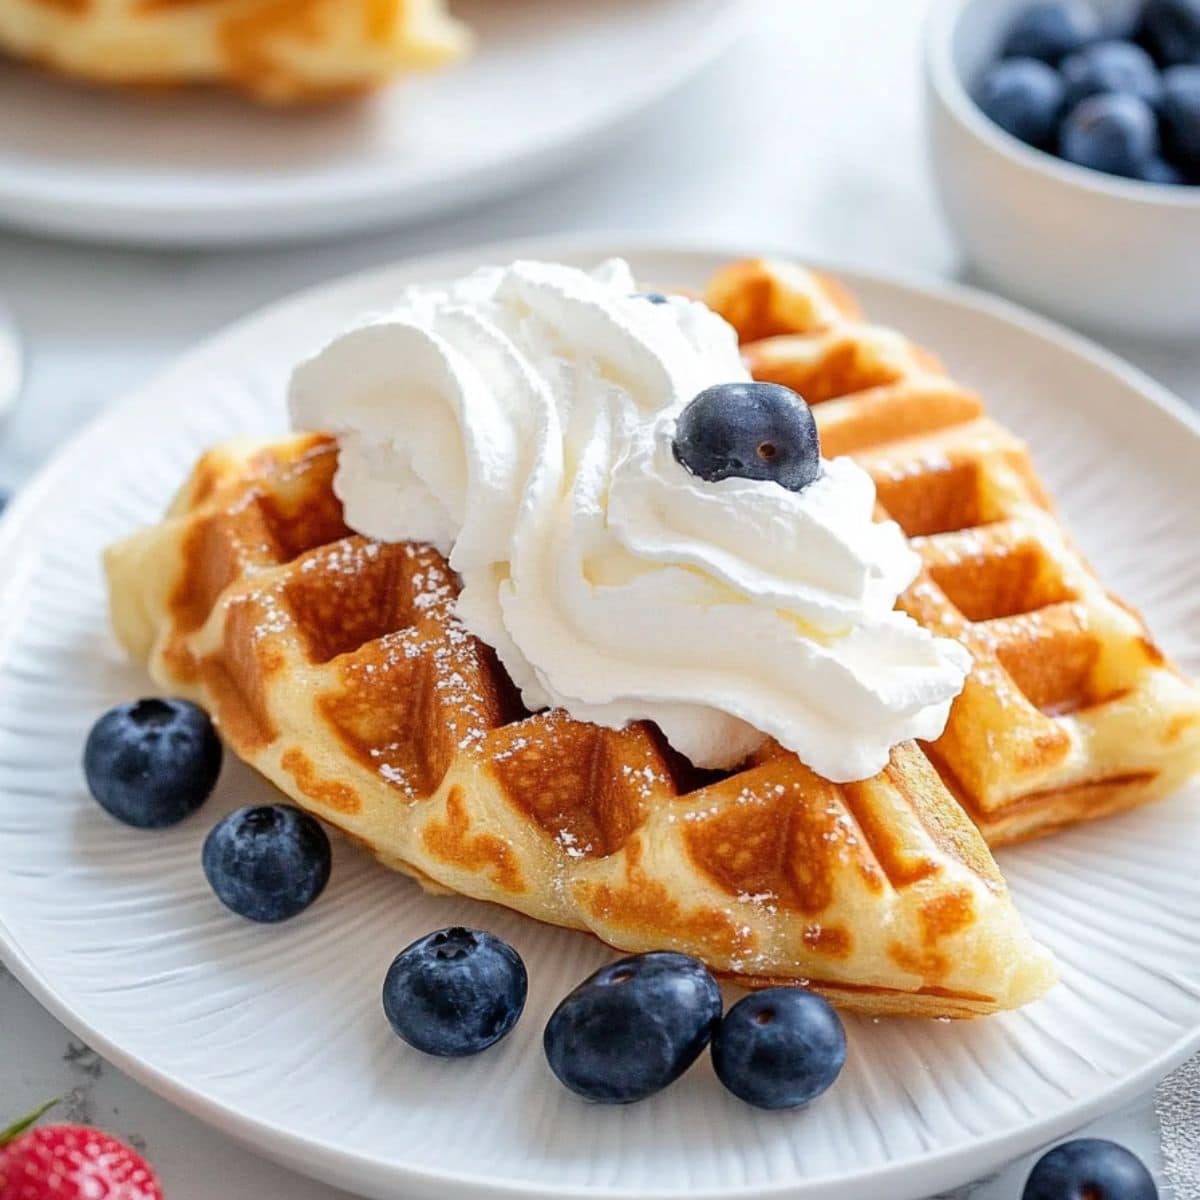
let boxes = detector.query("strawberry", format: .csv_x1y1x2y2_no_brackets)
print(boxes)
0,1101,162,1200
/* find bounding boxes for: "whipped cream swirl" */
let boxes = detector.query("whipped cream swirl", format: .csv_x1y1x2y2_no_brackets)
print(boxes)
289,259,970,781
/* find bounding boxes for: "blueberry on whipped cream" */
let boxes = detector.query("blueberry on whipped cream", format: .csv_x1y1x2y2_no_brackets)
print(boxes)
288,258,971,782
672,380,821,493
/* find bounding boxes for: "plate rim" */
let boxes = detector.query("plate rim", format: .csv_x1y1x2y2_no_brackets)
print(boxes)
1,231,1199,1200
0,0,747,245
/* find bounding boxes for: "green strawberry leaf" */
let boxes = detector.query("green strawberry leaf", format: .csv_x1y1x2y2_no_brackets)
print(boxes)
0,1098,60,1146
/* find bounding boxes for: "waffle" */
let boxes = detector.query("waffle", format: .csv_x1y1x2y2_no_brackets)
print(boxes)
707,258,1200,846
106,433,1055,1018
0,0,469,103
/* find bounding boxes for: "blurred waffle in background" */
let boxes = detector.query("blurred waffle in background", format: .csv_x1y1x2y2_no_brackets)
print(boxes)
0,0,471,103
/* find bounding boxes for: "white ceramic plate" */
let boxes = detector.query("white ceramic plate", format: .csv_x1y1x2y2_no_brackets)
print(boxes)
1,236,1198,1200
0,0,741,246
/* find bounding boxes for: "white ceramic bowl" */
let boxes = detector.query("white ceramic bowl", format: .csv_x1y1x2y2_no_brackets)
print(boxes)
925,0,1200,339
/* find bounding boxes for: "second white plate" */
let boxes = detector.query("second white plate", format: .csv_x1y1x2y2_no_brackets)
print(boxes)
0,0,742,245
0,237,1198,1200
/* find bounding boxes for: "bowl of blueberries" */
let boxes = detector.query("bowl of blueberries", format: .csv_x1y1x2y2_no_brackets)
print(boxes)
925,0,1200,337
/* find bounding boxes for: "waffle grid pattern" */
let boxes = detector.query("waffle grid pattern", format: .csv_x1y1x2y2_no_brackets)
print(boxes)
106,430,1056,1017
707,259,1200,846
103,258,1200,1017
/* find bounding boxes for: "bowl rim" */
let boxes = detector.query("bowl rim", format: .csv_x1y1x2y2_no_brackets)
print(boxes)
924,0,1200,210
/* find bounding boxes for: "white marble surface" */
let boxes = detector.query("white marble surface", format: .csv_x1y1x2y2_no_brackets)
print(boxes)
0,1,1195,1196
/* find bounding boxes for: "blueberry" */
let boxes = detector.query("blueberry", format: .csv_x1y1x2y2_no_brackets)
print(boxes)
976,58,1067,147
1137,154,1188,181
1002,1,1103,63
543,952,722,1103
1141,0,1200,66
1060,92,1160,176
672,381,821,492
83,698,221,829
1023,1138,1158,1199
711,989,847,1111
1060,40,1163,108
202,804,331,922
1161,65,1200,172
382,927,527,1057
635,292,671,304
1104,8,1143,40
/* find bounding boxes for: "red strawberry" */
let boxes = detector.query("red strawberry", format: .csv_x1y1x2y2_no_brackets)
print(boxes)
0,1102,162,1200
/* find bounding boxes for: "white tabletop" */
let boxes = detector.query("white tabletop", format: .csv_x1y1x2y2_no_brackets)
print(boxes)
0,2,1194,1196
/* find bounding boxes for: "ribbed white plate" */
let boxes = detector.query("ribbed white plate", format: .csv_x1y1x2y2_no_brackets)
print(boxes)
0,0,742,246
1,237,1198,1200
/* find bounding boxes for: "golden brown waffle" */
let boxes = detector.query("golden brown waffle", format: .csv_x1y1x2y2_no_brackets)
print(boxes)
707,258,1200,846
0,0,469,103
106,433,1055,1018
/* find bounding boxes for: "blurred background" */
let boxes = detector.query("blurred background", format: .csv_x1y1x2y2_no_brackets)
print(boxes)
0,1,1196,1197
4,0,1195,497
